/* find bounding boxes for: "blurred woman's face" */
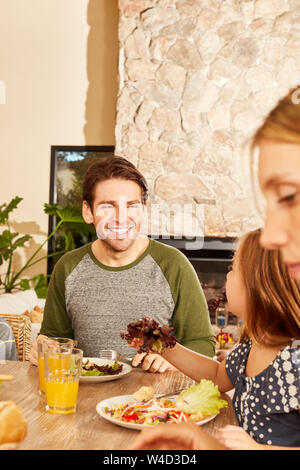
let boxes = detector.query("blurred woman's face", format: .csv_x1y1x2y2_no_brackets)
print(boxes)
258,139,300,281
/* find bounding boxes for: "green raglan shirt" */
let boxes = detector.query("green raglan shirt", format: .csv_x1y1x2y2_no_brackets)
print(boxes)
40,239,216,358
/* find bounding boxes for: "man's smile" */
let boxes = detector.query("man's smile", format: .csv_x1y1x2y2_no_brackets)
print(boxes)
106,225,135,239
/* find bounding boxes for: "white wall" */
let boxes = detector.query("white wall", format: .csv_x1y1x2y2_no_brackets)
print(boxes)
0,0,118,281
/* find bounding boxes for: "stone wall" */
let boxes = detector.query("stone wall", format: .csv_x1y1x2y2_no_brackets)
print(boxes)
115,0,300,238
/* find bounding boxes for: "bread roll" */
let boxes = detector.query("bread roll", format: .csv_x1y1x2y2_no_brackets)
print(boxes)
30,310,43,323
33,305,43,313
23,308,43,323
0,401,27,445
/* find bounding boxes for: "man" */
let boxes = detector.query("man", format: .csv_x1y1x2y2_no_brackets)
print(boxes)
29,155,215,372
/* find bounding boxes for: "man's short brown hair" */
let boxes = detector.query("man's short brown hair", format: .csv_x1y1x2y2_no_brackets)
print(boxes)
82,155,148,209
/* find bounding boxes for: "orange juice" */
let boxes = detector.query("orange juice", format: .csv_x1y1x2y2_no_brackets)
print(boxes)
45,379,79,414
38,355,71,394
43,347,83,414
37,337,75,395
48,354,71,371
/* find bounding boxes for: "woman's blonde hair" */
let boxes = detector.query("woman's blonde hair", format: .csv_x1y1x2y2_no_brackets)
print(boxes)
249,87,300,220
253,86,300,146
235,229,300,346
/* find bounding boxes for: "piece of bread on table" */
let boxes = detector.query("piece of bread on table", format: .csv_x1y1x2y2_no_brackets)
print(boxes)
0,401,28,446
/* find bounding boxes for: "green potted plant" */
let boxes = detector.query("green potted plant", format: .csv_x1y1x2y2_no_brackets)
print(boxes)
0,196,93,298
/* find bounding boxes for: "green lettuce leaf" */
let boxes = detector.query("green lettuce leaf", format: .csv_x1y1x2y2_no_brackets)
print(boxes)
175,380,228,416
81,370,104,376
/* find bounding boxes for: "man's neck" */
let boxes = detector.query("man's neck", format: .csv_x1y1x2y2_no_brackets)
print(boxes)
91,236,150,267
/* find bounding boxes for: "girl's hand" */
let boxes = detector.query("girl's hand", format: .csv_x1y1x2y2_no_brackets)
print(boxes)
129,337,144,350
129,338,177,374
216,425,264,450
132,352,176,373
130,338,174,373
129,422,228,450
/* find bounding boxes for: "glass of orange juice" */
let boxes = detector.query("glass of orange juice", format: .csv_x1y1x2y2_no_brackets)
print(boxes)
44,347,83,415
37,337,76,395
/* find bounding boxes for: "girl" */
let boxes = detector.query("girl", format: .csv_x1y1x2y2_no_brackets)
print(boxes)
129,229,300,450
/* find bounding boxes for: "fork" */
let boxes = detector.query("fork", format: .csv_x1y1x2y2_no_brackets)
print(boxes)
138,388,187,404
98,349,133,362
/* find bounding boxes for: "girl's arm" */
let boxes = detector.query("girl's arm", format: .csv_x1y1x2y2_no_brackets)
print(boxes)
162,342,234,393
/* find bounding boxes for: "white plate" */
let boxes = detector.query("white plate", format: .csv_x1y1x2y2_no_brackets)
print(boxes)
80,358,132,383
96,394,217,430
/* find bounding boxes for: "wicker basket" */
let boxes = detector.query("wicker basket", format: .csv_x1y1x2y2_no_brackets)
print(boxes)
0,314,31,361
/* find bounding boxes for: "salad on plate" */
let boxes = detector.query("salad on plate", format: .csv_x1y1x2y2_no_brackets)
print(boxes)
101,380,228,427
81,360,123,377
80,358,131,383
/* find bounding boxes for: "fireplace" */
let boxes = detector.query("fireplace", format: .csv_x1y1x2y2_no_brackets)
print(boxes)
157,236,237,325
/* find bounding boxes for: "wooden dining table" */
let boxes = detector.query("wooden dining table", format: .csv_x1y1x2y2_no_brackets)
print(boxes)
0,360,237,450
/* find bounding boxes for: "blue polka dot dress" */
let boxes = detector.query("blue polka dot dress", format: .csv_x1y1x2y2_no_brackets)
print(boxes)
225,339,300,447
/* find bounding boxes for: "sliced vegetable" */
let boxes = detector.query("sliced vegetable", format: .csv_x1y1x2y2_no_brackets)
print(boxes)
123,413,139,422
81,370,105,376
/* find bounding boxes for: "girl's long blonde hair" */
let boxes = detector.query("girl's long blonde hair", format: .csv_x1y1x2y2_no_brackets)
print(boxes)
235,229,300,346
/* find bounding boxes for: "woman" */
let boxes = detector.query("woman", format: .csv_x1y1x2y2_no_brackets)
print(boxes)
128,87,300,451
254,88,300,282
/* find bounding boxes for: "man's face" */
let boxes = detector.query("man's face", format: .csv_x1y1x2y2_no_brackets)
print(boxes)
82,178,146,253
